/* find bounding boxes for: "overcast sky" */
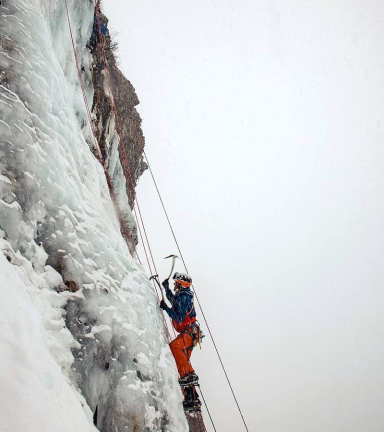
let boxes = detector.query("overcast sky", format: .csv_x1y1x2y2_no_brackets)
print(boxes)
103,1,384,431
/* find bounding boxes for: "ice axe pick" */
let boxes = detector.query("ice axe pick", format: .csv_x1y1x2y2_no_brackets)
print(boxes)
164,254,178,280
149,274,164,300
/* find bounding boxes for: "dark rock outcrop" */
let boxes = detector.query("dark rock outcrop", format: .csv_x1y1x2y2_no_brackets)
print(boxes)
89,10,147,209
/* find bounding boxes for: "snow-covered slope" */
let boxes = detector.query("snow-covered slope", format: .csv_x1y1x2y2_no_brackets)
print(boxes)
0,1,187,431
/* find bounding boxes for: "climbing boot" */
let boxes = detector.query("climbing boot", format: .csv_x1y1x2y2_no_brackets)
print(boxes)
183,399,201,412
179,372,199,387
183,386,201,412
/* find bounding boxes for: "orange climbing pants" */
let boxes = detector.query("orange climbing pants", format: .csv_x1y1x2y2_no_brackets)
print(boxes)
169,332,194,378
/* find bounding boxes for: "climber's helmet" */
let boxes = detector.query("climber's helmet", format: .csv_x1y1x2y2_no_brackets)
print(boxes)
173,272,192,289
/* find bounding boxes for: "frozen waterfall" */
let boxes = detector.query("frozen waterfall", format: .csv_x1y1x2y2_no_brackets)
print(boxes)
0,1,188,431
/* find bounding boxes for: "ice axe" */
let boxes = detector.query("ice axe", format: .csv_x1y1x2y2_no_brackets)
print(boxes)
164,254,178,280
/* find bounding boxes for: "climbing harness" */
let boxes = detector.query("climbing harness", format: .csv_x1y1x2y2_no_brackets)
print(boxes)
182,322,204,350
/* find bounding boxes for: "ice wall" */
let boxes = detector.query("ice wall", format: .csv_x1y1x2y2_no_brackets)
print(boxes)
0,1,187,431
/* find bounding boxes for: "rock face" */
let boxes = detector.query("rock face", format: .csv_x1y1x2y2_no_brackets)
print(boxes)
89,10,147,210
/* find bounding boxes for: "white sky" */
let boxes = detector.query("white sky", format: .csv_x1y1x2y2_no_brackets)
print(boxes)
104,1,384,431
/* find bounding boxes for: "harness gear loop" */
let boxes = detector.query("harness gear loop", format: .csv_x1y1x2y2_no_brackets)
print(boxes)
182,321,205,350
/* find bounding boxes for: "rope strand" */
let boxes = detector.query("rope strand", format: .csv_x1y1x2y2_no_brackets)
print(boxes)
143,152,250,432
67,2,247,430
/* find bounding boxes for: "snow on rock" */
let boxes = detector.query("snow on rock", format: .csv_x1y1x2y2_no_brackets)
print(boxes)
0,1,187,431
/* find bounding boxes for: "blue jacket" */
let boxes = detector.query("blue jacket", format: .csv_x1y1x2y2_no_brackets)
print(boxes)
164,287,196,325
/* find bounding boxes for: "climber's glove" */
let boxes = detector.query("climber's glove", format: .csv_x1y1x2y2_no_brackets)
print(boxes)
162,279,169,290
159,299,167,310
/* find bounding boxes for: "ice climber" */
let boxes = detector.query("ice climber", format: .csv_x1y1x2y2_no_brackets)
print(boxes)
160,272,202,410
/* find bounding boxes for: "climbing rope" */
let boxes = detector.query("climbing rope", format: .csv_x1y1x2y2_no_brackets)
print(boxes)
196,386,217,432
143,155,250,432
92,1,176,342
91,4,246,431
91,5,210,432
63,0,177,345
68,1,248,431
